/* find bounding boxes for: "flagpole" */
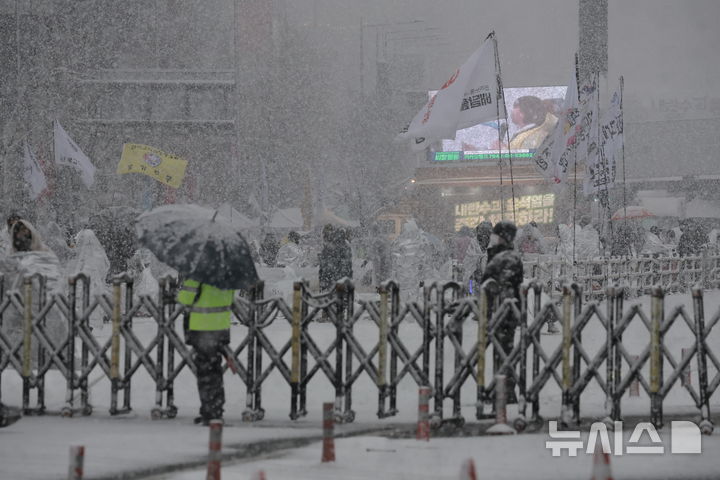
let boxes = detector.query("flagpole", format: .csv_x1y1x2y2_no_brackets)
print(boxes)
492,32,515,223
620,76,627,230
572,54,580,268
488,32,506,220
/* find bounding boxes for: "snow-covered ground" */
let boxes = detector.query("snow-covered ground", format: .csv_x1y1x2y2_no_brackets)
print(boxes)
1,290,719,479
163,431,720,480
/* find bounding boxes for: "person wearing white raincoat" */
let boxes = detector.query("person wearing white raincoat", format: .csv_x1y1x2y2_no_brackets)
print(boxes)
390,219,444,302
1,218,67,368
66,229,111,326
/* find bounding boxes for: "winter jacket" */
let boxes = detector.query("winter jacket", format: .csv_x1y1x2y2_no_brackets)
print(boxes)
177,279,234,331
480,243,524,310
259,235,280,267
318,238,352,291
509,113,558,150
677,225,708,257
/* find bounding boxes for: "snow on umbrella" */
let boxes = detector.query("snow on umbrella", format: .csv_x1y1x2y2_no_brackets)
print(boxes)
611,206,655,220
135,204,259,290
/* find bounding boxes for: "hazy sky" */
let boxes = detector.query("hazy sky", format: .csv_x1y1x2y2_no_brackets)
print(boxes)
286,0,720,122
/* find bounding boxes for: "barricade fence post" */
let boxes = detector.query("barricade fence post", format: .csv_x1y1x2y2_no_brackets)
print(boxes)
516,286,529,429
63,276,78,417
476,288,488,420
322,402,335,462
650,287,663,429
612,286,624,421
242,283,258,421
377,286,388,416
433,284,445,422
571,283,583,424
290,282,301,420
692,288,714,435
531,283,542,423
561,286,572,426
110,281,122,415
206,420,223,480
486,374,516,435
604,286,615,421
22,278,32,412
122,277,134,412
299,282,309,416
389,281,400,415
494,374,507,425
333,285,344,420
342,281,355,420
67,445,84,480
417,386,431,441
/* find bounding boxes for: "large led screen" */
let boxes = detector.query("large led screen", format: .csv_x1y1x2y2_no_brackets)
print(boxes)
430,86,567,162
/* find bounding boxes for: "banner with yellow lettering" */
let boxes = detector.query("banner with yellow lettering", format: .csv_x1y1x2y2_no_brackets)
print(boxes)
117,144,188,188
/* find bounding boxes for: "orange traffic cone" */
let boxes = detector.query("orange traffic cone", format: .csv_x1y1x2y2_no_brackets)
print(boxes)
591,444,613,480
460,458,477,480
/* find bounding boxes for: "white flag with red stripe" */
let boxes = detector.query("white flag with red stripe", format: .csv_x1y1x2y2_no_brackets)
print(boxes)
398,33,504,151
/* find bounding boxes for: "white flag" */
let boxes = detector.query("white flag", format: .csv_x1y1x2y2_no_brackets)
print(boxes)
23,141,48,200
575,77,599,169
532,67,579,183
54,120,95,188
584,79,623,195
398,34,503,151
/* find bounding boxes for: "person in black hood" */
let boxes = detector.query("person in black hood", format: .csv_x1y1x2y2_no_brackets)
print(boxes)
480,220,523,404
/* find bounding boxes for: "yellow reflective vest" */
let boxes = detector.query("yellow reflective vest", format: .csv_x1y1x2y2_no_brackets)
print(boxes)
177,279,235,331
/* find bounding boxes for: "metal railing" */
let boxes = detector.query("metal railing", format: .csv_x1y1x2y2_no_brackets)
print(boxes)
523,250,720,300
0,272,716,434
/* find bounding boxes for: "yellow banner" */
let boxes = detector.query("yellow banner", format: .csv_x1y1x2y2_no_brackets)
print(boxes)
117,144,188,189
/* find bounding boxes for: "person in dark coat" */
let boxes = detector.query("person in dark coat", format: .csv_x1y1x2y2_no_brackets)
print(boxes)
368,223,391,287
677,219,709,257
318,225,353,292
177,279,235,425
259,232,280,267
611,223,636,257
480,221,523,403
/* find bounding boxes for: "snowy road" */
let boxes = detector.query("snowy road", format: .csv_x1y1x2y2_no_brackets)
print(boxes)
2,413,719,480
161,432,720,480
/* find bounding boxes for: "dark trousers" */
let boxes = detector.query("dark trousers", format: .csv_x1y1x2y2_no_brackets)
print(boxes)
187,330,230,420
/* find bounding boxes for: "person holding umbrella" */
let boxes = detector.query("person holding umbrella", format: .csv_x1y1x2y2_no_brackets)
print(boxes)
177,278,234,425
136,204,259,426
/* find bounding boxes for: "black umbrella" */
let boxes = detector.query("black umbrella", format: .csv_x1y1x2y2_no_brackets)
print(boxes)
135,204,259,290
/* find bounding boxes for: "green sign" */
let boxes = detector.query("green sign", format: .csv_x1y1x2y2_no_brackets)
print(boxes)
431,151,535,163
